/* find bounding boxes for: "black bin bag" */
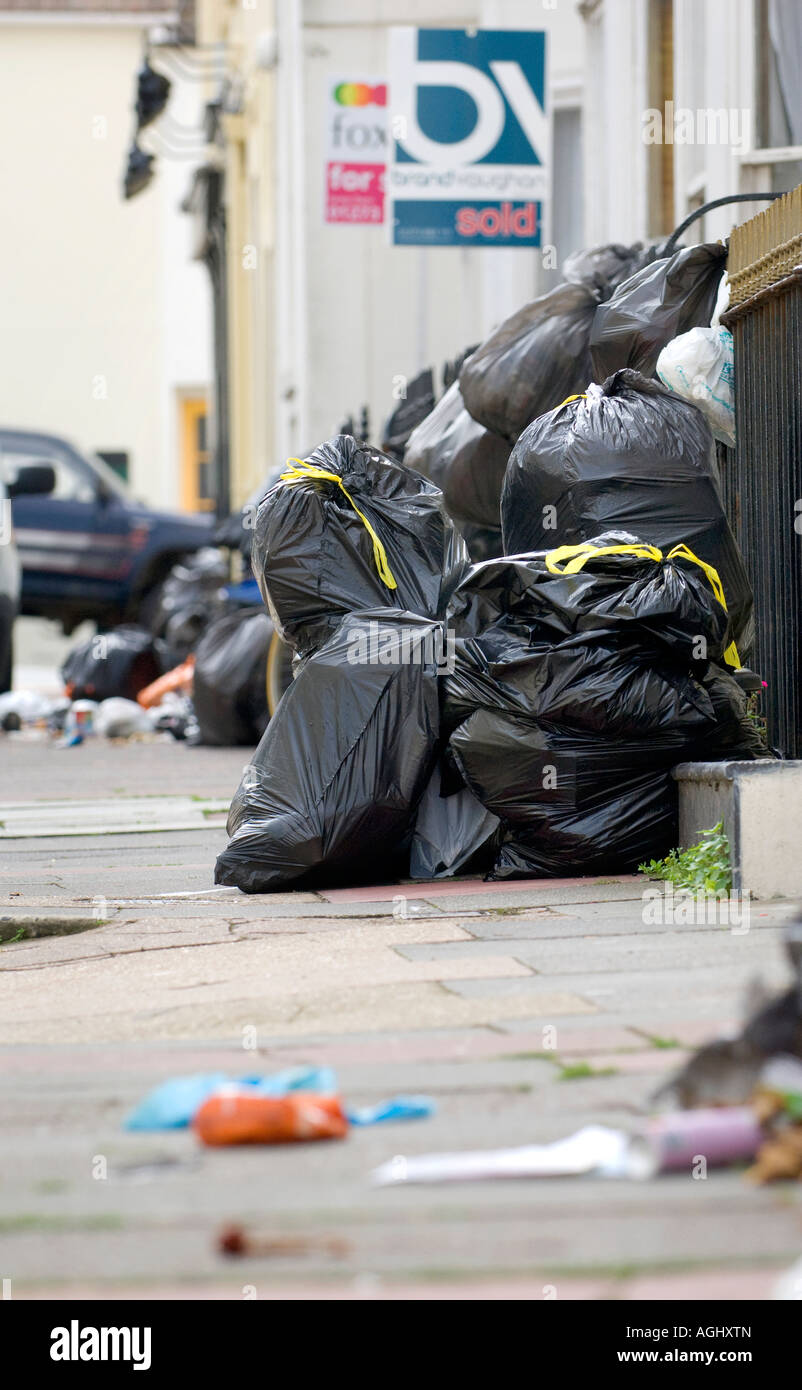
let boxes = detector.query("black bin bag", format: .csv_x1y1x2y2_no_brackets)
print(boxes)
404,383,510,529
61,625,166,702
561,240,650,295
149,547,229,654
251,435,469,658
409,761,499,880
459,523,503,563
590,242,727,381
442,539,765,879
459,282,601,445
452,712,682,878
214,611,441,893
381,367,436,461
501,371,753,656
192,607,272,747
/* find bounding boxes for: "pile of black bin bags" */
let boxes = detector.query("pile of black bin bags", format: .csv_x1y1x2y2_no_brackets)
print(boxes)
214,417,764,894
502,370,754,654
402,240,727,553
444,540,763,880
215,438,470,892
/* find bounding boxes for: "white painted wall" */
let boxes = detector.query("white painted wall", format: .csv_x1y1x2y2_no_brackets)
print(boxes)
581,0,784,248
0,19,211,510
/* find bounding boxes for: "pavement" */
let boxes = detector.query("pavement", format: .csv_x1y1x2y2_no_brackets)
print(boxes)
1,715,801,1301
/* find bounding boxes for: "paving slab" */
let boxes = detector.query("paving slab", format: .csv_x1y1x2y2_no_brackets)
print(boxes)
1,737,797,1299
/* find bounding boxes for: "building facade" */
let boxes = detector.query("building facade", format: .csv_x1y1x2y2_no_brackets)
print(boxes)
190,0,586,508
581,0,802,248
0,0,212,511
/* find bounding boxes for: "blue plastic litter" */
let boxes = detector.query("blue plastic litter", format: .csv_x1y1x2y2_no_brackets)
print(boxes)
345,1095,436,1126
124,1066,337,1131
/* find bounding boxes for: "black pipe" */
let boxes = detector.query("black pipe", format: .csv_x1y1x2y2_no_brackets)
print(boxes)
665,192,782,255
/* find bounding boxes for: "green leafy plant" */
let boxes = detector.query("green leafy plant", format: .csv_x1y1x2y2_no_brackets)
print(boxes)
639,821,732,896
0,926,26,946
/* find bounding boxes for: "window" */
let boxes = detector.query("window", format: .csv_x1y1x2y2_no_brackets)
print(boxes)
752,0,802,193
0,441,95,503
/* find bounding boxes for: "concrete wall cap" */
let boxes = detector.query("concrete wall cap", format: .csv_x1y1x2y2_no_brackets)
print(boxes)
672,758,797,783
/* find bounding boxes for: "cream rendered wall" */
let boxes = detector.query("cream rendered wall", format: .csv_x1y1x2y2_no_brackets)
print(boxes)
0,20,211,510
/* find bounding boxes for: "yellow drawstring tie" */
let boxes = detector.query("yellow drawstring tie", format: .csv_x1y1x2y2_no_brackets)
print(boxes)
544,540,741,669
555,392,588,409
279,458,398,591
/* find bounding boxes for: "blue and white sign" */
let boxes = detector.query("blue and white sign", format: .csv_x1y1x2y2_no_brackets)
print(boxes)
388,27,549,248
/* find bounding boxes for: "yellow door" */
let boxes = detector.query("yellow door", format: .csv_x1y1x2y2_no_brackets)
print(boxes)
180,398,214,512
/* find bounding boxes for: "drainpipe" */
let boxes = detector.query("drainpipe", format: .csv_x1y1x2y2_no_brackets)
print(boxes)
275,0,308,458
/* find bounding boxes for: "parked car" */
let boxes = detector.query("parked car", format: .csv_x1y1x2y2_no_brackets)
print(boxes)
1,429,215,633
0,460,57,692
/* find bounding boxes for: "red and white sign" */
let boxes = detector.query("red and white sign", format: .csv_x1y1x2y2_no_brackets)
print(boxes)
324,77,387,225
325,162,384,224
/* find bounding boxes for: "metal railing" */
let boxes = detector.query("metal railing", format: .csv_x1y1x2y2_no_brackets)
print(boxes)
721,184,802,757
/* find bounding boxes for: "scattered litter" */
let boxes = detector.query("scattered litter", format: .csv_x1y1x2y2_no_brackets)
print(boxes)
0,689,57,726
371,1125,652,1185
194,1090,348,1146
94,698,155,739
125,1069,435,1143
648,918,802,1187
370,1107,773,1187
218,1223,350,1259
148,691,198,742
59,698,98,746
747,1057,802,1183
137,657,195,709
124,1066,336,1131
346,1095,436,1126
645,1107,762,1172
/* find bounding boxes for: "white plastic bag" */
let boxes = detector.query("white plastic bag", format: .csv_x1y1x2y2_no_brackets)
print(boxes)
656,272,735,446
94,698,155,739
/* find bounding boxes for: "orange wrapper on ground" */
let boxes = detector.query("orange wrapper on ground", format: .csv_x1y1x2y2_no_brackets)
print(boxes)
193,1091,349,1146
137,656,195,708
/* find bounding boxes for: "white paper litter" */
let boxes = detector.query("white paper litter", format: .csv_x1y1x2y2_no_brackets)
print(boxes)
371,1125,654,1186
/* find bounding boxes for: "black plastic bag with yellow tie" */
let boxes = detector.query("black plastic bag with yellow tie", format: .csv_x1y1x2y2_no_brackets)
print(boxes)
214,610,441,892
250,435,469,659
501,370,753,658
443,536,766,879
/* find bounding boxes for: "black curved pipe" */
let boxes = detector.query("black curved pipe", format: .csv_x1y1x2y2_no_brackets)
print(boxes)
664,192,782,255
